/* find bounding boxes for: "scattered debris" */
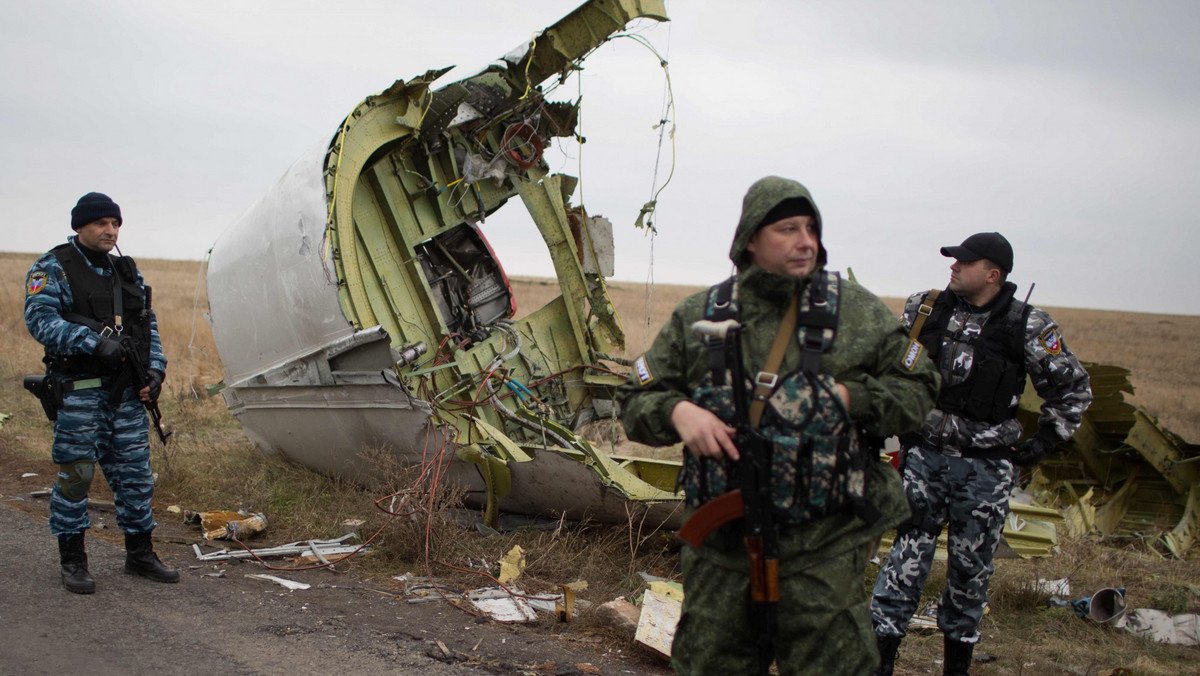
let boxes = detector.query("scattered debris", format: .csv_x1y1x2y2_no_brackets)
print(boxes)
184,509,268,541
393,574,462,603
634,590,681,660
646,580,684,602
1026,362,1200,558
466,587,538,623
245,573,311,591
595,597,640,634
1028,578,1071,597
20,473,37,479
1117,609,1200,646
498,545,526,584
192,533,364,562
341,518,366,536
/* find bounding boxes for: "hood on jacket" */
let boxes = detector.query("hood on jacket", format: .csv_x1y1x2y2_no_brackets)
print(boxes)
729,176,827,272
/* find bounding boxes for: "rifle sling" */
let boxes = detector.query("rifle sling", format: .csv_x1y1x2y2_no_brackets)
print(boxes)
748,292,798,429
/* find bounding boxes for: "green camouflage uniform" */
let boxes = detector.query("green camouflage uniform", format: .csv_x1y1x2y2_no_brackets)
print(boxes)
617,177,939,675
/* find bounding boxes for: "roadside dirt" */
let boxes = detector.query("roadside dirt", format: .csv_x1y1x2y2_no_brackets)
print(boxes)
0,455,673,676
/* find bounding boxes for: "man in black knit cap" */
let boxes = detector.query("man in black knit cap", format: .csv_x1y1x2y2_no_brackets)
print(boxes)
24,192,178,593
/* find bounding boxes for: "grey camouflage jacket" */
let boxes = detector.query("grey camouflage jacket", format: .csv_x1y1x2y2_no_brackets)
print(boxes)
901,287,1091,455
25,236,167,374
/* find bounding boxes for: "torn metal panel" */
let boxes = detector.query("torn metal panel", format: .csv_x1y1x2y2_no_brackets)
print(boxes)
1024,361,1200,556
207,0,676,529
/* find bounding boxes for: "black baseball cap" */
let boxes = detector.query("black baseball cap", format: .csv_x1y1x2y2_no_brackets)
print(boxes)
940,232,1013,273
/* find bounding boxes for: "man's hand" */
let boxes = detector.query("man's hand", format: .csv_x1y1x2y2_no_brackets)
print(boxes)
92,336,125,370
671,401,740,461
835,383,851,409
140,369,164,403
1012,437,1046,467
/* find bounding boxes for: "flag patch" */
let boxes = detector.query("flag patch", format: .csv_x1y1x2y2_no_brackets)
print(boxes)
634,355,654,385
1039,327,1062,354
27,270,47,295
901,339,924,371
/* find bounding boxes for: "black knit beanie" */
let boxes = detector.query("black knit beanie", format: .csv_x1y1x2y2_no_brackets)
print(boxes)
71,192,122,230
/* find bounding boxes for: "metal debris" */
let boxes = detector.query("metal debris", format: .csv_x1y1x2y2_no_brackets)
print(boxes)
192,533,364,561
466,587,538,623
245,574,311,591
1025,362,1200,557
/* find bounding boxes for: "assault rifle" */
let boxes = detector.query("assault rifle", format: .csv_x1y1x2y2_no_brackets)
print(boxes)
677,318,778,674
108,286,172,445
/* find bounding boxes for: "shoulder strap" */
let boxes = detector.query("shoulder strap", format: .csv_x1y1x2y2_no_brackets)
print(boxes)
748,293,798,429
702,277,738,387
795,271,840,374
908,289,940,339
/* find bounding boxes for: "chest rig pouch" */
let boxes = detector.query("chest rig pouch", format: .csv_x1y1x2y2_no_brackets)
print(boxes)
917,289,1032,425
48,243,151,376
682,271,876,526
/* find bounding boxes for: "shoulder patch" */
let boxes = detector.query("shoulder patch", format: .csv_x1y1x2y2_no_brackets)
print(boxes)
1039,327,1062,354
633,355,655,386
901,339,924,371
27,270,47,295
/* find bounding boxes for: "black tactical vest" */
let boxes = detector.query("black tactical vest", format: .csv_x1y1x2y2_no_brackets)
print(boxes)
48,242,152,376
917,284,1032,425
682,271,874,525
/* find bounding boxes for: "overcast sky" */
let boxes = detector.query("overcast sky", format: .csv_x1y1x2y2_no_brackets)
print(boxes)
4,1,1198,315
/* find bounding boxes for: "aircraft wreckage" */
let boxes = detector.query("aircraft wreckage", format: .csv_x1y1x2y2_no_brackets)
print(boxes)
207,0,683,528
206,0,1199,555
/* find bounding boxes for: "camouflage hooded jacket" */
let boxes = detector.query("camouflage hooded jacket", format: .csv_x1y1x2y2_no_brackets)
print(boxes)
618,177,939,520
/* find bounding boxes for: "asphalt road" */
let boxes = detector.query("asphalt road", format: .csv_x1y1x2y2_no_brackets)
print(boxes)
0,494,667,676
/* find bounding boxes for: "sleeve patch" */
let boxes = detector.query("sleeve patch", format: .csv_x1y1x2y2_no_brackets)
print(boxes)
901,339,925,371
1039,327,1062,354
633,355,655,386
27,270,47,295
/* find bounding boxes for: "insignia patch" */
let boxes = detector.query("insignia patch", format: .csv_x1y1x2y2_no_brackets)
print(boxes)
1039,327,1062,354
901,339,924,371
634,355,654,386
27,270,47,295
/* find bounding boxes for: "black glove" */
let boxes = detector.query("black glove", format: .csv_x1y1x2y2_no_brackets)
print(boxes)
146,369,164,402
92,336,125,370
1012,430,1058,467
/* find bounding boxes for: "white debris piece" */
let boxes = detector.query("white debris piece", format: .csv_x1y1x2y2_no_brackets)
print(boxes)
466,587,538,623
635,590,681,660
245,574,311,591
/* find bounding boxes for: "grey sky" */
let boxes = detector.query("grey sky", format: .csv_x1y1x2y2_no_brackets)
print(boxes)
4,1,1198,314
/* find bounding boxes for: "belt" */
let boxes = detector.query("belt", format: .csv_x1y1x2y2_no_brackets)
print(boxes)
55,375,116,392
64,377,104,392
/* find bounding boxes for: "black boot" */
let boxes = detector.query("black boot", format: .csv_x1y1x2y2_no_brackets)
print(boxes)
58,533,96,594
124,531,179,583
944,637,975,676
874,635,902,676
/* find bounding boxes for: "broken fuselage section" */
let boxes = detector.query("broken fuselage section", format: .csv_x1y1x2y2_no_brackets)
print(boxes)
207,0,681,528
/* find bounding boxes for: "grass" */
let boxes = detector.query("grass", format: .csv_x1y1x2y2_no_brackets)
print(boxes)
2,251,1199,673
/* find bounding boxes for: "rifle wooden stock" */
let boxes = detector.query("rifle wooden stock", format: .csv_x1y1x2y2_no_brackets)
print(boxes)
676,489,745,548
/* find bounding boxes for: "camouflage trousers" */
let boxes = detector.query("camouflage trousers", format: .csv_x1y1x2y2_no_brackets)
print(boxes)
49,387,157,537
870,447,1014,644
673,532,878,676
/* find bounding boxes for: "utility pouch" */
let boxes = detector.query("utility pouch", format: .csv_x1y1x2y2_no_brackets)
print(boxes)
23,374,62,422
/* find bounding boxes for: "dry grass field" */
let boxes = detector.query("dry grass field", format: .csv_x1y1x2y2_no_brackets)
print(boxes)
2,251,1199,674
